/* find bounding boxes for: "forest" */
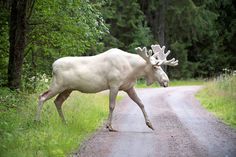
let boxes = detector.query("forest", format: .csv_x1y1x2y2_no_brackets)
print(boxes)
0,0,235,91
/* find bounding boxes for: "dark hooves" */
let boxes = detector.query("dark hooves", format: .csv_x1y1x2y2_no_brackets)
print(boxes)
146,121,155,130
106,125,118,132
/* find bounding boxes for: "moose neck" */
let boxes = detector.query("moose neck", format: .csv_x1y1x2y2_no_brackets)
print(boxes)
128,54,151,80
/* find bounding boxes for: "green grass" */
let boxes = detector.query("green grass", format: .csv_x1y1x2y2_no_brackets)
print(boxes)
135,79,204,88
196,75,236,128
170,79,204,86
0,88,110,157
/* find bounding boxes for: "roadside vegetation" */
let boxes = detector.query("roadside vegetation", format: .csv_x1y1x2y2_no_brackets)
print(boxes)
196,71,236,128
0,78,109,156
135,79,204,88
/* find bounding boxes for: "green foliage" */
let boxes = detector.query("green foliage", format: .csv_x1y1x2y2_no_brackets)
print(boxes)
0,87,109,156
21,73,51,92
101,0,154,52
0,4,9,86
129,23,154,52
167,0,218,42
0,88,25,112
196,72,236,128
25,0,108,74
29,0,107,55
137,0,236,78
21,0,107,91
169,41,191,78
0,0,108,89
166,0,220,78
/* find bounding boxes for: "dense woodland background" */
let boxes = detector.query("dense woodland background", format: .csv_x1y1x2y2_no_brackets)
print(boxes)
0,0,235,91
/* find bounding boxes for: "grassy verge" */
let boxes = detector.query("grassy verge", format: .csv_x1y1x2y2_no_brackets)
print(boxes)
135,79,204,88
0,88,109,156
196,75,236,128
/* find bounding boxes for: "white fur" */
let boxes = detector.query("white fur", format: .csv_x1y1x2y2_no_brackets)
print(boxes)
50,48,168,93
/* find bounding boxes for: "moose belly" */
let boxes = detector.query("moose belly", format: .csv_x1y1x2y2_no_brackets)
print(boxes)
64,76,109,93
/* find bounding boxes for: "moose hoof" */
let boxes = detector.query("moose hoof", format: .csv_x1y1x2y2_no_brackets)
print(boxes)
146,121,154,130
106,125,118,132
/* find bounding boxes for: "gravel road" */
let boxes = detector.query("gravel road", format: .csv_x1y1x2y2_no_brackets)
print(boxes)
74,86,236,157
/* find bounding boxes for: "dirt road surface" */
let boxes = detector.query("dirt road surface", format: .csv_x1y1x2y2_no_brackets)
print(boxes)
74,86,236,157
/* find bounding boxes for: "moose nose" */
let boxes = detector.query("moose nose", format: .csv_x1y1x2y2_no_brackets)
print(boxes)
163,82,168,88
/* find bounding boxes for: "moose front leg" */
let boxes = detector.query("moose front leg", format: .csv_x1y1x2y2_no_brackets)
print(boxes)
126,87,154,130
106,87,119,132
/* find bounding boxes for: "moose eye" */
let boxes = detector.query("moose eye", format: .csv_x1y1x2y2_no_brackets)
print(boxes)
153,66,160,70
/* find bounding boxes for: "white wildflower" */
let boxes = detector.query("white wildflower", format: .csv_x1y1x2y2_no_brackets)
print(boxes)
45,78,48,83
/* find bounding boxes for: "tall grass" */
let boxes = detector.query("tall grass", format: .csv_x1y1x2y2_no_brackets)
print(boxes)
196,73,236,128
0,88,109,156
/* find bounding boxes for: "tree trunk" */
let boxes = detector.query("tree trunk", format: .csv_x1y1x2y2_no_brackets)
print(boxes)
158,0,167,72
157,0,165,47
8,0,27,89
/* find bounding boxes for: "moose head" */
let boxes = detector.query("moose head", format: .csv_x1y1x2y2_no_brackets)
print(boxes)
135,44,178,87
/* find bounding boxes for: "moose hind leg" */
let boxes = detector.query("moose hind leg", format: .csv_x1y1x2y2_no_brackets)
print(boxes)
35,90,58,121
54,90,72,123
106,87,119,132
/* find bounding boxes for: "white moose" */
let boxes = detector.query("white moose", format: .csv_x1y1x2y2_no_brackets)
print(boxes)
35,44,178,131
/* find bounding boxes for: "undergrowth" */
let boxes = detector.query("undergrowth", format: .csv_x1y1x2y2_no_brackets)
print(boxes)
196,73,236,128
0,87,109,156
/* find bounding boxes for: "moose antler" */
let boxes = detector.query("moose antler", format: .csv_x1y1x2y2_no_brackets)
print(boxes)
150,44,178,66
135,47,153,62
135,45,178,66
